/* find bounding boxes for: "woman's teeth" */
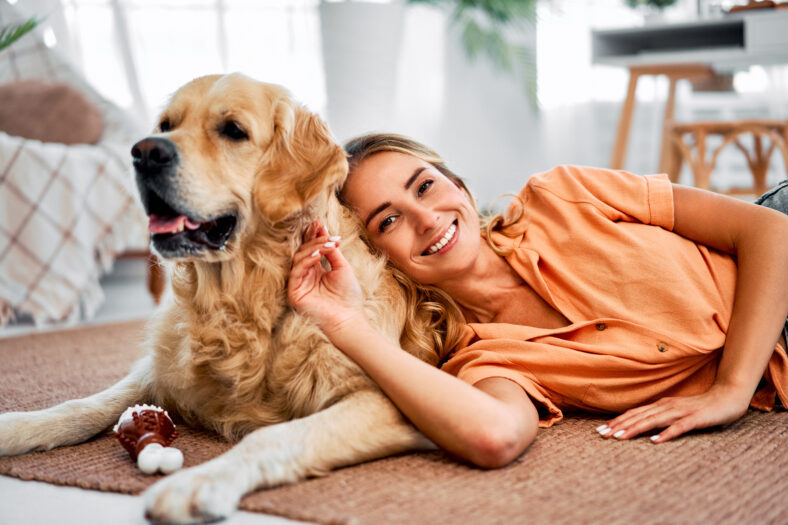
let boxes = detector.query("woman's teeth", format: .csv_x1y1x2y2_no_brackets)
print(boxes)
427,222,457,254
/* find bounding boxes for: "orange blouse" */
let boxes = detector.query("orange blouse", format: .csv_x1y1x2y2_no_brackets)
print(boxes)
441,165,787,427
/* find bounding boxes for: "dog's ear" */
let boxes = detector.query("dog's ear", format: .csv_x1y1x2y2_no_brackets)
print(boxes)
255,98,348,223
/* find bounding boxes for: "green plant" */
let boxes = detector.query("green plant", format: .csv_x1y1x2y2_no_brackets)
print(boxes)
0,17,38,52
407,0,540,110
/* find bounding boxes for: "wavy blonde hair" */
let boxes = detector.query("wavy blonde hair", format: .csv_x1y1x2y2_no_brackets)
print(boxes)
341,133,523,363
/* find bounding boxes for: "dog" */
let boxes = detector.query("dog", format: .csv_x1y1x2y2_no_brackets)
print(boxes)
0,73,435,523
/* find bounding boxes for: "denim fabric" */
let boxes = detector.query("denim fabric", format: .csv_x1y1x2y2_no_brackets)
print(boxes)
755,180,788,361
755,179,788,213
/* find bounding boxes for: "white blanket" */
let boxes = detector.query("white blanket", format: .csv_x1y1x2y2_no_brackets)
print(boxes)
0,4,149,326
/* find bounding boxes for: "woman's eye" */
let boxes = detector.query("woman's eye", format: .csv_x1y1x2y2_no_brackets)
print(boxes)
417,179,433,196
221,121,248,141
159,120,171,132
378,215,396,232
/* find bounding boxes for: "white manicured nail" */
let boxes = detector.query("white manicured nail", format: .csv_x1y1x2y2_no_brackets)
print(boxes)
599,427,612,436
613,430,626,439
324,242,336,248
311,250,320,257
329,235,341,241
650,435,660,442
596,425,608,433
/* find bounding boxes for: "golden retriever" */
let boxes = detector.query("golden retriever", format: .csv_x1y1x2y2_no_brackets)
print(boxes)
0,73,433,523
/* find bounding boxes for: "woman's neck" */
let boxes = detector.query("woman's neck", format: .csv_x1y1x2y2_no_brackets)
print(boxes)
436,241,521,323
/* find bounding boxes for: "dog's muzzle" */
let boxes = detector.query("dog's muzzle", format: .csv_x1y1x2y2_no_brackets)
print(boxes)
131,137,238,258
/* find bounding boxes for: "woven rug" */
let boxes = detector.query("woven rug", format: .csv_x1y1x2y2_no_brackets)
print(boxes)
1,320,787,525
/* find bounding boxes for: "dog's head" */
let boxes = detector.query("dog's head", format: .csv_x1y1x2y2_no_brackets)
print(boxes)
132,73,347,262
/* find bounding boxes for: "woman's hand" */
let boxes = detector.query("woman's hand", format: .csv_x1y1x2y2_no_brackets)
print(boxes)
288,220,366,336
595,384,751,443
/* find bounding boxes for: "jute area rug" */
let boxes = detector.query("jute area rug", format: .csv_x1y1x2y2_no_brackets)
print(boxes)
0,320,786,525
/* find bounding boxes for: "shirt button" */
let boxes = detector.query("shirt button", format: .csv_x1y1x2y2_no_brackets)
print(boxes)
595,323,607,331
657,342,668,352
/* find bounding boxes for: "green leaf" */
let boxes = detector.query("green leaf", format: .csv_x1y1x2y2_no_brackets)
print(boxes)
0,17,39,52
406,0,540,110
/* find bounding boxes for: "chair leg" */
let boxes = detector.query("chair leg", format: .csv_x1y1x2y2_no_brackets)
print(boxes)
693,130,713,190
146,253,165,305
665,124,683,183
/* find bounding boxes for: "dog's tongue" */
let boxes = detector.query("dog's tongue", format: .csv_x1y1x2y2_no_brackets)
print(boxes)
148,214,201,234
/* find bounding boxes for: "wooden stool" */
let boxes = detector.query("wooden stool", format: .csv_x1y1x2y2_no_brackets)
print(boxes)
610,63,717,173
668,119,788,196
117,250,166,305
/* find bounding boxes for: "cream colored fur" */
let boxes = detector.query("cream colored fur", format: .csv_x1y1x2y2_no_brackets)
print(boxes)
0,74,434,524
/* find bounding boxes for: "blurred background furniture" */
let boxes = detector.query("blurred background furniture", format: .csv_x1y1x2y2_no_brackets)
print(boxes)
0,2,154,327
593,10,788,192
669,119,788,194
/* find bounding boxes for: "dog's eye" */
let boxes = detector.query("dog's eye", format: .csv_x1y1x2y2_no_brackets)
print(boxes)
221,121,248,141
159,120,171,132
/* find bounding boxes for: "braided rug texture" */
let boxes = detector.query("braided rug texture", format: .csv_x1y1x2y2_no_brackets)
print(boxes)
0,320,786,525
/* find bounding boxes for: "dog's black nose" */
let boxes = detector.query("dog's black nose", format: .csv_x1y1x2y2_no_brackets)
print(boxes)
132,137,177,172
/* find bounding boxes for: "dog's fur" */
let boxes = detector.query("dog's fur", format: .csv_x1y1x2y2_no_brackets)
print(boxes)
0,74,433,523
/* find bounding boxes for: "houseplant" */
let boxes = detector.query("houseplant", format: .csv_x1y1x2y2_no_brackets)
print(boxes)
0,17,38,52
407,0,539,108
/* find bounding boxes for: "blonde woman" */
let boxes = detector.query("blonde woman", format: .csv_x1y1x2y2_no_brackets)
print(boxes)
288,133,788,468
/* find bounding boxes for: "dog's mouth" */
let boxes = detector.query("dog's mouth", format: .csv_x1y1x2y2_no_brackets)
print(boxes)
145,190,237,256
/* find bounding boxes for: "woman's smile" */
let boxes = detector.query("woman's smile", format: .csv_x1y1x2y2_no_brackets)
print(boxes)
422,219,459,256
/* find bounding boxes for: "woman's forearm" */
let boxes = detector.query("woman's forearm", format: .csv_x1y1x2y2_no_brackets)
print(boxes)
713,209,788,399
326,317,538,467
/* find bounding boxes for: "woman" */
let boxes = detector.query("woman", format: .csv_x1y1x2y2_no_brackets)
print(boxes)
288,133,788,468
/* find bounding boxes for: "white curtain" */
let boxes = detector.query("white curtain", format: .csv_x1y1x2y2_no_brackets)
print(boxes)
18,0,326,128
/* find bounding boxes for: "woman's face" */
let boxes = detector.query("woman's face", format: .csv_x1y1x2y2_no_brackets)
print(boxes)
342,151,481,285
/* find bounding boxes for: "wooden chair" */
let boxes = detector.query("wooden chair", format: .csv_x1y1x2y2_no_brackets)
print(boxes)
117,250,166,305
668,119,788,195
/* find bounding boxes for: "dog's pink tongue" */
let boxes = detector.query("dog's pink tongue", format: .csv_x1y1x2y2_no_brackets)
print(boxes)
149,214,186,234
148,215,202,234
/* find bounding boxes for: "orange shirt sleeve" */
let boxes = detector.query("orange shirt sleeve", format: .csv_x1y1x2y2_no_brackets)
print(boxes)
442,327,564,427
524,165,675,231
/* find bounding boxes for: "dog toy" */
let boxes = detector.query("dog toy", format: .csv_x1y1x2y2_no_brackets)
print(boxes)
113,404,183,474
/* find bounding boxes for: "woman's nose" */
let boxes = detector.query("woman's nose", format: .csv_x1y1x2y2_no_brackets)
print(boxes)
413,207,439,234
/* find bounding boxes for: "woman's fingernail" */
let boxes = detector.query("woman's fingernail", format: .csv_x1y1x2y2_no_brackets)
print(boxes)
613,430,626,439
324,242,336,248
311,250,320,257
650,435,660,442
599,427,612,436
329,235,341,242
596,424,608,433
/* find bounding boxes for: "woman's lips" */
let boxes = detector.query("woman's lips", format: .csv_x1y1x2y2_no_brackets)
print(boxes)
422,220,459,256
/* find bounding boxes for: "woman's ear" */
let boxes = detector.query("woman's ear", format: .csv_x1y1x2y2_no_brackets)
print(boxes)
255,98,348,223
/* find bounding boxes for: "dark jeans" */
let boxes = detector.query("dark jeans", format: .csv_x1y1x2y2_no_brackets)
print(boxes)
755,180,788,364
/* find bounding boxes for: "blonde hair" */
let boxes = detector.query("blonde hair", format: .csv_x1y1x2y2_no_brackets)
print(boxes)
341,133,523,363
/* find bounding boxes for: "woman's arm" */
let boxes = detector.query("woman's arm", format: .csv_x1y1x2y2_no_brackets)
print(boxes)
601,185,788,443
288,222,539,468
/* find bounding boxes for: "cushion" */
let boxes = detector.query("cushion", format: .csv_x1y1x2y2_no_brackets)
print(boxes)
0,80,103,144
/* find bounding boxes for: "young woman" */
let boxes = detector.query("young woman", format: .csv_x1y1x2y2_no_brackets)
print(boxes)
288,134,788,469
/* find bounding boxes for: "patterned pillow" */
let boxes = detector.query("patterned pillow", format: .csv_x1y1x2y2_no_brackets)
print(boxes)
0,79,103,144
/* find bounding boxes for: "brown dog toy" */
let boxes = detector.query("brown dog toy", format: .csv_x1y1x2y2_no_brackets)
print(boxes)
114,404,183,474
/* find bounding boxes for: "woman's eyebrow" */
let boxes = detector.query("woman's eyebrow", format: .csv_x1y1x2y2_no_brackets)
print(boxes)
365,202,390,228
404,167,427,189
364,167,428,228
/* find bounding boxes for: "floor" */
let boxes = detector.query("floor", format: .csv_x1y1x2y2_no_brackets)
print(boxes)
0,259,308,525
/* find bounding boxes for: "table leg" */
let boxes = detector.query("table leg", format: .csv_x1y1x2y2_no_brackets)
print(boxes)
658,77,678,176
610,71,639,170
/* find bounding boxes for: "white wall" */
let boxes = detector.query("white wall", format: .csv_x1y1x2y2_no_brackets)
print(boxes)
321,4,557,207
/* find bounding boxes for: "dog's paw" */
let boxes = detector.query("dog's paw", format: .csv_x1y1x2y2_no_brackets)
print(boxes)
143,462,243,524
0,411,47,456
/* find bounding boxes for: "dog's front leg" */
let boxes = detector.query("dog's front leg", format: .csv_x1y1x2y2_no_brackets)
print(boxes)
0,356,152,456
143,389,433,524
